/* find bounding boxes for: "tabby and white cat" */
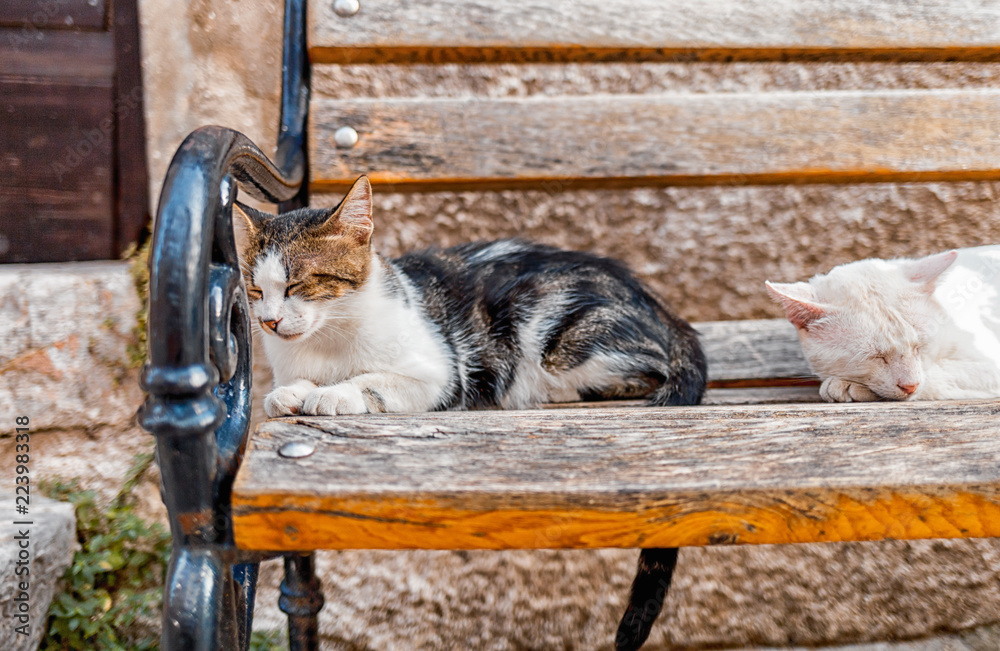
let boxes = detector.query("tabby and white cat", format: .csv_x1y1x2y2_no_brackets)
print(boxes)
766,246,1000,402
237,176,706,651
238,176,706,415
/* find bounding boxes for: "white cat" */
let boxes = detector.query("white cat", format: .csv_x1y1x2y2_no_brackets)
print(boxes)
766,246,1000,402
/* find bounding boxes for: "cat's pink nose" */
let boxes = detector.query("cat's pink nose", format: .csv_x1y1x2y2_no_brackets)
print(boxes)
260,317,282,332
898,383,918,395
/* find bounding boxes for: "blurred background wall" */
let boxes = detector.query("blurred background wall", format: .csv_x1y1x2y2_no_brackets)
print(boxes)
137,0,1000,648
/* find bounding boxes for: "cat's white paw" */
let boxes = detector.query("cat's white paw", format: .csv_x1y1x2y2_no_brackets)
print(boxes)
264,384,315,417
302,384,367,415
820,378,879,403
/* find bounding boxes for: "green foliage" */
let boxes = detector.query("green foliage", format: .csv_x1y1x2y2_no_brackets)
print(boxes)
249,629,287,651
40,452,286,650
124,237,151,369
40,453,170,651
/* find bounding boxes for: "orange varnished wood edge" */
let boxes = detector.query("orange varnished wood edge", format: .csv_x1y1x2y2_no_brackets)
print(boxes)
708,377,819,389
308,45,1000,66
232,488,1000,552
309,169,1000,195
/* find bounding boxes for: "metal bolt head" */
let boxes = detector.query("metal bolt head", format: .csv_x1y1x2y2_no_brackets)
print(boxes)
278,441,316,459
334,126,359,149
333,0,360,17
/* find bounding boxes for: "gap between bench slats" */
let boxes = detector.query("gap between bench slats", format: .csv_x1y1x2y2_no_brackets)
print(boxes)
309,0,1000,64
309,90,1000,192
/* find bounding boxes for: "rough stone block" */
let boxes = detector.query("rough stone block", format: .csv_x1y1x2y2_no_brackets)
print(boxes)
0,494,77,651
0,262,142,432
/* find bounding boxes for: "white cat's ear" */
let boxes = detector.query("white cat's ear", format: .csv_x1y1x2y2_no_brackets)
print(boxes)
765,281,828,331
905,250,957,290
317,175,373,245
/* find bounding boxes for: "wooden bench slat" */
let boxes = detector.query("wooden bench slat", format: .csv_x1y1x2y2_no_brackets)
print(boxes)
309,0,1000,64
233,400,1000,551
695,319,811,384
310,90,1000,192
541,387,821,409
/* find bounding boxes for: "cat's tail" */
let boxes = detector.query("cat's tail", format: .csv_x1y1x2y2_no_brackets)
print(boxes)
615,547,680,651
621,326,700,649
646,363,706,406
641,301,707,407
645,345,707,407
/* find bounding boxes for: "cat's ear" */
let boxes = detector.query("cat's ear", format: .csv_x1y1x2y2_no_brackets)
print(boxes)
316,175,373,245
233,202,265,237
765,281,829,331
905,250,957,291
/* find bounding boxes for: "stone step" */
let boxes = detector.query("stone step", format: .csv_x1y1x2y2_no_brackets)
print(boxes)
0,494,77,650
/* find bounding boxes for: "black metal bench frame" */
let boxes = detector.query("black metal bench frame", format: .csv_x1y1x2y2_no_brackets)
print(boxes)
138,1,324,648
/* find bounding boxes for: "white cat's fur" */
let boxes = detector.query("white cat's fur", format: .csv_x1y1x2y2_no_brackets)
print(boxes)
766,246,1000,402
253,249,455,416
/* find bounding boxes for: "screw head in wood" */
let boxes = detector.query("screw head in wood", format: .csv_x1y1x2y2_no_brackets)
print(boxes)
333,0,360,17
278,441,316,459
334,126,359,148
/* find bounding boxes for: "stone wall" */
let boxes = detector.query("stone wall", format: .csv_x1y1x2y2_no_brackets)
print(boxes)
0,262,159,650
38,0,997,647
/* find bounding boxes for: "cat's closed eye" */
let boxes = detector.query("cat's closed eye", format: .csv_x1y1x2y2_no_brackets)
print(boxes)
313,272,358,286
285,282,303,297
246,286,262,300
873,353,889,365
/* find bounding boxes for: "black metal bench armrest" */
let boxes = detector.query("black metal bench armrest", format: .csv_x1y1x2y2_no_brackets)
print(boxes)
136,124,305,649
135,5,311,650
140,0,309,551
139,126,300,545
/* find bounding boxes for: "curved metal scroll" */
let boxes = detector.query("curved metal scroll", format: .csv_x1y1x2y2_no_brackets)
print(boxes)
138,1,310,648
139,127,301,542
137,127,302,650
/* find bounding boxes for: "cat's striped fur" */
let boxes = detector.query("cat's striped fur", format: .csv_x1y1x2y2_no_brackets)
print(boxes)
237,176,706,650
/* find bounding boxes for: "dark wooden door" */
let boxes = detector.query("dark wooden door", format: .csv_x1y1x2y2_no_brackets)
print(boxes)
0,0,148,263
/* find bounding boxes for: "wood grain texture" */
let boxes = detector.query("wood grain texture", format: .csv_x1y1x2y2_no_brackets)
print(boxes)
0,28,116,262
233,400,1000,551
696,319,811,384
310,90,1000,192
0,0,106,31
702,386,820,405
0,28,114,80
0,79,115,262
111,0,149,255
540,387,821,409
309,0,1000,64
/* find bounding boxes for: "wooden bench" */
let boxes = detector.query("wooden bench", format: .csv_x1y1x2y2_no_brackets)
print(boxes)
139,1,1000,649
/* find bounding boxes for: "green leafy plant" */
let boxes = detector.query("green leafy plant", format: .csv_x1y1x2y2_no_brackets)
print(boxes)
249,629,287,650
124,238,151,369
40,453,169,651
41,453,290,650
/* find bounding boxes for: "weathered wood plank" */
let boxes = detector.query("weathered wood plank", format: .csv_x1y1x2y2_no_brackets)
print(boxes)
111,0,150,255
0,28,114,80
0,28,115,262
540,387,821,409
309,0,1000,64
0,0,106,31
701,386,820,405
0,76,115,262
310,90,1000,192
696,319,812,384
232,400,1000,551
